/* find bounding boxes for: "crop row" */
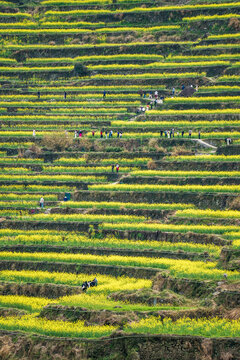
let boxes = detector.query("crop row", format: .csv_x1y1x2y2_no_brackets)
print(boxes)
100,223,240,236
59,200,195,210
0,293,190,314
43,166,138,173
0,158,44,164
0,66,74,73
218,75,240,82
0,291,168,313
0,194,58,201
198,86,240,92
1,124,90,130
148,108,240,115
0,232,218,255
0,142,33,148
125,317,240,338
166,155,240,162
207,32,240,40
0,270,150,294
89,184,240,193
53,157,150,165
24,53,240,64
0,199,191,209
193,44,240,50
0,314,115,338
0,94,139,100
183,13,240,22
0,174,107,183
112,120,240,128
44,2,240,17
0,313,238,338
0,130,238,139
26,54,165,63
0,184,74,193
2,41,194,50
175,209,240,219
0,100,139,106
0,116,115,123
0,25,180,35
164,96,240,103
0,251,238,280
14,213,145,223
85,131,240,139
28,85,164,92
0,168,33,174
0,201,53,209
88,61,230,70
130,170,240,178
0,21,102,28
87,72,205,80
42,0,147,5
0,12,31,18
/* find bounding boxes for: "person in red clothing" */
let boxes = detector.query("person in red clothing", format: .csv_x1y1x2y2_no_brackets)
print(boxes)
116,164,119,173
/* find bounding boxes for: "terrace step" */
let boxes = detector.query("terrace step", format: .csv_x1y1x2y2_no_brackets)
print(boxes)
73,190,238,210
214,290,240,309
153,273,217,298
122,176,240,185
50,207,172,219
170,217,240,226
0,260,159,279
39,305,221,325
100,229,227,246
0,220,229,246
0,281,82,299
0,245,209,261
0,331,238,360
154,161,240,171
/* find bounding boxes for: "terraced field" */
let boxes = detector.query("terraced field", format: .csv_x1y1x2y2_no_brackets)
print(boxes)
0,0,239,359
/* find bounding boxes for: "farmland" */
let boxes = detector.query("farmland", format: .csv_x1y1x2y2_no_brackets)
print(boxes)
0,0,239,358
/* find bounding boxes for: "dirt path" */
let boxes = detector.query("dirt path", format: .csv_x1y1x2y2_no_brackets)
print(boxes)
192,138,217,149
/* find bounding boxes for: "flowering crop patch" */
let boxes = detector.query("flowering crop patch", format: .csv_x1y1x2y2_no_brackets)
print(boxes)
175,209,240,219
44,2,240,18
130,170,240,178
165,155,240,162
0,251,238,280
89,183,240,193
183,13,240,22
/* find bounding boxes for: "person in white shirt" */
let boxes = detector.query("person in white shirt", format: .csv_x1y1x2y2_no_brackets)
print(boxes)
39,197,44,208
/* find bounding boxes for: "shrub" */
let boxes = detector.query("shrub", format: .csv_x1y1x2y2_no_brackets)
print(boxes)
229,197,240,210
41,132,73,151
147,160,157,170
74,63,90,76
170,146,193,157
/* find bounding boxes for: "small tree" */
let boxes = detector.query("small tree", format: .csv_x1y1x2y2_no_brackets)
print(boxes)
74,63,90,77
41,132,73,152
13,50,27,63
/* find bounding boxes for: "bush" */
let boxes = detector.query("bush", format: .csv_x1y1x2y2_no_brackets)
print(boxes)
28,144,42,157
147,160,157,170
41,132,73,152
229,197,240,210
74,63,90,77
171,146,193,156
148,139,166,153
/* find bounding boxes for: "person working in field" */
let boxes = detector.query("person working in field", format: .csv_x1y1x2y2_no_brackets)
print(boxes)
81,277,98,292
